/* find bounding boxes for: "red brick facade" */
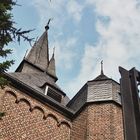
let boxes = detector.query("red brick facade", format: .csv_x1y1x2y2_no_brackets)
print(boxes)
71,108,88,140
0,86,124,140
87,103,124,140
70,103,124,140
0,87,71,140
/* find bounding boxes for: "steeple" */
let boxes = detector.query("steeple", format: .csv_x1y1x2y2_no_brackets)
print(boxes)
16,20,58,82
16,20,53,73
25,28,49,71
11,22,68,105
47,47,57,78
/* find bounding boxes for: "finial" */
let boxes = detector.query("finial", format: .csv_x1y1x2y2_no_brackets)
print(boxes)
52,47,55,57
101,60,104,75
45,18,53,31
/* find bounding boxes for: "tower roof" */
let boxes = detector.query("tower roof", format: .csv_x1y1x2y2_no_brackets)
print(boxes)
47,48,57,78
67,65,121,112
89,73,110,81
16,25,57,81
9,24,69,105
25,31,49,71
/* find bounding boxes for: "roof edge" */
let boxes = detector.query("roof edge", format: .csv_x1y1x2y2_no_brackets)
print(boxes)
72,100,122,119
2,72,74,118
66,83,88,107
16,59,58,81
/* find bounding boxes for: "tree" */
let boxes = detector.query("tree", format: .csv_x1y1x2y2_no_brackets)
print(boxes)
0,0,33,88
0,0,33,118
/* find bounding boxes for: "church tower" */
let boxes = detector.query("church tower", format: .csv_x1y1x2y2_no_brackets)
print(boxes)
10,25,69,105
16,26,57,80
67,64,124,140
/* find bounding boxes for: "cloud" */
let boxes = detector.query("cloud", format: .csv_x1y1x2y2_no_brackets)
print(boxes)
89,0,140,69
50,37,78,70
64,0,140,97
31,0,84,30
67,1,84,23
64,44,102,97
30,0,140,98
31,0,68,33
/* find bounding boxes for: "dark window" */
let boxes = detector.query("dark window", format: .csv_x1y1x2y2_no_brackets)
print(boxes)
47,88,62,103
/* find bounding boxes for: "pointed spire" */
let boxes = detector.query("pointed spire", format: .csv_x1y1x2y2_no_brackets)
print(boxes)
101,60,104,75
25,28,49,71
15,22,59,82
47,47,57,79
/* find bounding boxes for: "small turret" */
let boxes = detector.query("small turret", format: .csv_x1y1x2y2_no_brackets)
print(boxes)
47,47,57,79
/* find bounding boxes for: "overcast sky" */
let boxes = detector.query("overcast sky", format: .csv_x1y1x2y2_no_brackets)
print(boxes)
8,0,140,98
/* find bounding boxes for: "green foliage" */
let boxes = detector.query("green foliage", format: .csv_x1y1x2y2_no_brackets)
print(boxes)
0,0,33,88
0,77,9,88
0,0,34,118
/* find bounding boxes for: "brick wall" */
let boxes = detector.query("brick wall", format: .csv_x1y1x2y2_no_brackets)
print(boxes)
0,86,124,140
0,87,71,140
70,107,88,140
87,103,124,140
70,103,124,140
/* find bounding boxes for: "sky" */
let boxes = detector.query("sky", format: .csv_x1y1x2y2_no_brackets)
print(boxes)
7,0,140,98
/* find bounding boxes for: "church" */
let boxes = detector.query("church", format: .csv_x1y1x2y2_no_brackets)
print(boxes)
0,24,124,140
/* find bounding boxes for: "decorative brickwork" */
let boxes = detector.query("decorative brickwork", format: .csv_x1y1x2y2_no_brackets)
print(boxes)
0,86,124,140
0,87,71,140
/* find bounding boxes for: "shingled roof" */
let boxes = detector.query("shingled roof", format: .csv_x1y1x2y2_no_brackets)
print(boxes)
25,31,49,71
67,73,121,112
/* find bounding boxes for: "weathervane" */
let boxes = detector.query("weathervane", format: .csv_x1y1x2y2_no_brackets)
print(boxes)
45,18,53,31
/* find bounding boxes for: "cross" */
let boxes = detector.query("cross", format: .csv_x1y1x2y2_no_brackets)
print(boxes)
101,60,104,75
51,47,55,57
53,47,55,55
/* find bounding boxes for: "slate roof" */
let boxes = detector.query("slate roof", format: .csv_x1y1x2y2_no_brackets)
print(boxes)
3,72,74,118
26,31,49,71
91,73,111,81
17,29,57,81
47,52,57,78
8,72,62,94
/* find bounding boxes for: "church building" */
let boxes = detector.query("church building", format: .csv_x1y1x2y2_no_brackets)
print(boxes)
0,25,124,140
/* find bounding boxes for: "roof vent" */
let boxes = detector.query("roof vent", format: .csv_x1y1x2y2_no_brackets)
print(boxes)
44,86,62,103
